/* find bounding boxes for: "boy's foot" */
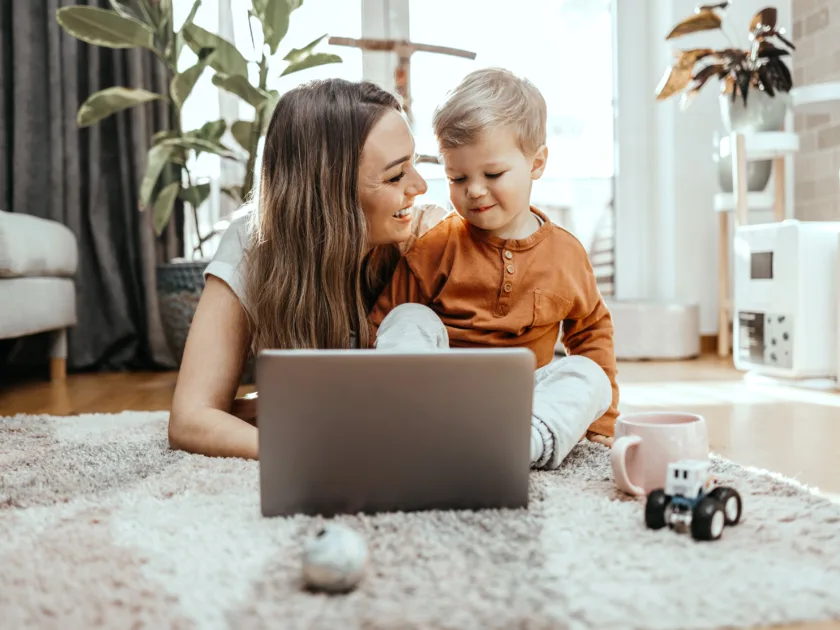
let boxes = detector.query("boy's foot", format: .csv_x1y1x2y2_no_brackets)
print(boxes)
586,432,614,447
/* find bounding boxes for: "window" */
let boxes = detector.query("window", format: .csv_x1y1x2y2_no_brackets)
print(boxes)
408,0,614,178
405,0,616,294
176,0,365,259
176,0,616,282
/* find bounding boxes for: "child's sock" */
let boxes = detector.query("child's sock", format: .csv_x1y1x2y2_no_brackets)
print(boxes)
531,418,555,468
530,355,612,469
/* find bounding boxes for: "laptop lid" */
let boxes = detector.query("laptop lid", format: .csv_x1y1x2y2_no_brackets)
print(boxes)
256,348,535,517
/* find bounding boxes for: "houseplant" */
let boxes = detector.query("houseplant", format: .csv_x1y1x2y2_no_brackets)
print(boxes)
654,3,795,191
655,3,794,115
56,0,341,365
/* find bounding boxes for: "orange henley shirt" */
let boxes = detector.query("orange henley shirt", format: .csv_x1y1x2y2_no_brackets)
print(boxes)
369,208,619,437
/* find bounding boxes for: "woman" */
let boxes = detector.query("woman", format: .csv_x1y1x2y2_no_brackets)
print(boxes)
168,79,445,459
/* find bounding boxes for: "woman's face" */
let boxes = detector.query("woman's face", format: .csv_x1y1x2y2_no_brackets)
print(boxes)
358,109,428,247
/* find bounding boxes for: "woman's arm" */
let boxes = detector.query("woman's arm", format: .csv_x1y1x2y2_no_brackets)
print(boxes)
168,275,259,459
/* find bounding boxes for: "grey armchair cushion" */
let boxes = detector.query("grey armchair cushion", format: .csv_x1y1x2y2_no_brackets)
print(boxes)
0,210,78,278
0,278,76,339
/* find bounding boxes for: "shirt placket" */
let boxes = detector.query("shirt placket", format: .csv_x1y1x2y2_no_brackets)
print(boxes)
495,245,515,317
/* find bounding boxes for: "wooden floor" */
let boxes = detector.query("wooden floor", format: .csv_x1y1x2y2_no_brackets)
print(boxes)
1,355,839,630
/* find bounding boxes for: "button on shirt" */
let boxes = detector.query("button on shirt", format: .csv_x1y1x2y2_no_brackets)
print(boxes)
369,207,619,434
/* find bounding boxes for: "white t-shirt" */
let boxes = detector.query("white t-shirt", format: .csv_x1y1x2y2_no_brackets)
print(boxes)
203,211,252,310
204,203,451,317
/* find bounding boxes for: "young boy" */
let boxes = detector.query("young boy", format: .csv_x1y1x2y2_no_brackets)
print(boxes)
369,68,619,469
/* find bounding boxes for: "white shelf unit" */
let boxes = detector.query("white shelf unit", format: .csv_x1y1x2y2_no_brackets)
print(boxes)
790,81,840,114
713,192,774,213
716,131,799,358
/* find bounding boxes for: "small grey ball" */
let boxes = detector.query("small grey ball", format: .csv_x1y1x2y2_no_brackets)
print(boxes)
302,523,369,593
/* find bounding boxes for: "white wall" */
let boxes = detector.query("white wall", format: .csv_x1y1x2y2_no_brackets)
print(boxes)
614,0,793,334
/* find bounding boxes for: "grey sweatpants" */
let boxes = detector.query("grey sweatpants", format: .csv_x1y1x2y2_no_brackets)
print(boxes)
375,303,612,469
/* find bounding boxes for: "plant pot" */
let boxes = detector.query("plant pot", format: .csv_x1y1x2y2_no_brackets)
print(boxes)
156,260,256,383
719,90,790,133
714,153,773,192
715,90,790,193
156,260,208,365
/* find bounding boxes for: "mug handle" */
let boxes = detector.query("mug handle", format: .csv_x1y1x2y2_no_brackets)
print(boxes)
610,435,645,496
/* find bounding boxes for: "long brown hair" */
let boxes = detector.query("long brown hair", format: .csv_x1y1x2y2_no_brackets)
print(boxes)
244,79,402,353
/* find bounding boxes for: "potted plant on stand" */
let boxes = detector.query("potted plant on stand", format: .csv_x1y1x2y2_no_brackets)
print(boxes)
57,0,341,367
654,2,795,192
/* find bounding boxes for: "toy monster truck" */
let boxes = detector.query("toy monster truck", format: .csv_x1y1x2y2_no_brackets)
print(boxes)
645,459,742,541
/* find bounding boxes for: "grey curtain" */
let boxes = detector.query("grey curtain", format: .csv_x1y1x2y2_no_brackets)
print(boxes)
0,0,181,371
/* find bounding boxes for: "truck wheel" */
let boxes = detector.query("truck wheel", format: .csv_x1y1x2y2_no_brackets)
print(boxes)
645,489,669,530
691,497,725,541
710,487,742,525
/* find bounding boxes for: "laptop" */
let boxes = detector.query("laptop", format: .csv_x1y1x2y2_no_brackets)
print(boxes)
256,348,535,517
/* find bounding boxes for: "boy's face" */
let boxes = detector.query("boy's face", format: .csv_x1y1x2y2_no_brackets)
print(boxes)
441,126,547,239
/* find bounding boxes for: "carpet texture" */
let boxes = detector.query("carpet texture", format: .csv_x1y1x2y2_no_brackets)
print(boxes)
1,411,840,630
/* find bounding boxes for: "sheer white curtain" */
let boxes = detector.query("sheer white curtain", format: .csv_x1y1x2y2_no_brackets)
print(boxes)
173,0,226,258
172,0,615,258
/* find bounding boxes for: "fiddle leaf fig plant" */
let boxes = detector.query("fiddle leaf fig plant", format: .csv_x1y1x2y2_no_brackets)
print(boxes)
56,0,342,259
56,0,237,252
196,1,342,204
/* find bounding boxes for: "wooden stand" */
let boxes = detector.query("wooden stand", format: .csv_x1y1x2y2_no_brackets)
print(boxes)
715,131,799,358
327,37,476,128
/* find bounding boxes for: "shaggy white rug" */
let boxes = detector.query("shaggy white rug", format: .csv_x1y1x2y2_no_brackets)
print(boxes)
1,411,839,630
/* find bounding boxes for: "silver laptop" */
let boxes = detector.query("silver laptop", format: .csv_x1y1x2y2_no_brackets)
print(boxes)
256,348,535,517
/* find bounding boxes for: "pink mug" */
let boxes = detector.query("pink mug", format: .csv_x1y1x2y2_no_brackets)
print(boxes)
610,412,709,496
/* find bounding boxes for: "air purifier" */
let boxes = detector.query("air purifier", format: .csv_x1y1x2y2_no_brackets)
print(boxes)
732,219,840,380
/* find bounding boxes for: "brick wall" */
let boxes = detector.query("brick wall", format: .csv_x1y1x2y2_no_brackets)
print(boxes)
792,0,840,221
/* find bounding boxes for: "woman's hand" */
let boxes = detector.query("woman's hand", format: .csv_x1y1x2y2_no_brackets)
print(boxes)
231,392,258,424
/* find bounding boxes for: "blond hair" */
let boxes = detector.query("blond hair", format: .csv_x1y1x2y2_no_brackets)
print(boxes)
432,67,547,155
244,79,402,353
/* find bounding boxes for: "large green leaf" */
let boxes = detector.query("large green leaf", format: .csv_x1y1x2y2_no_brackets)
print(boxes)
176,0,202,59
231,120,254,151
136,0,163,30
159,136,238,159
181,23,248,78
158,0,172,24
262,0,293,54
260,91,280,131
283,33,326,64
189,119,227,157
151,129,179,145
56,6,156,50
251,0,269,18
211,73,270,108
170,55,213,109
281,52,341,77
180,183,211,209
154,0,172,41
76,87,165,127
153,182,182,236
195,119,227,143
107,0,142,22
140,144,175,208
180,0,202,31
168,148,189,165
